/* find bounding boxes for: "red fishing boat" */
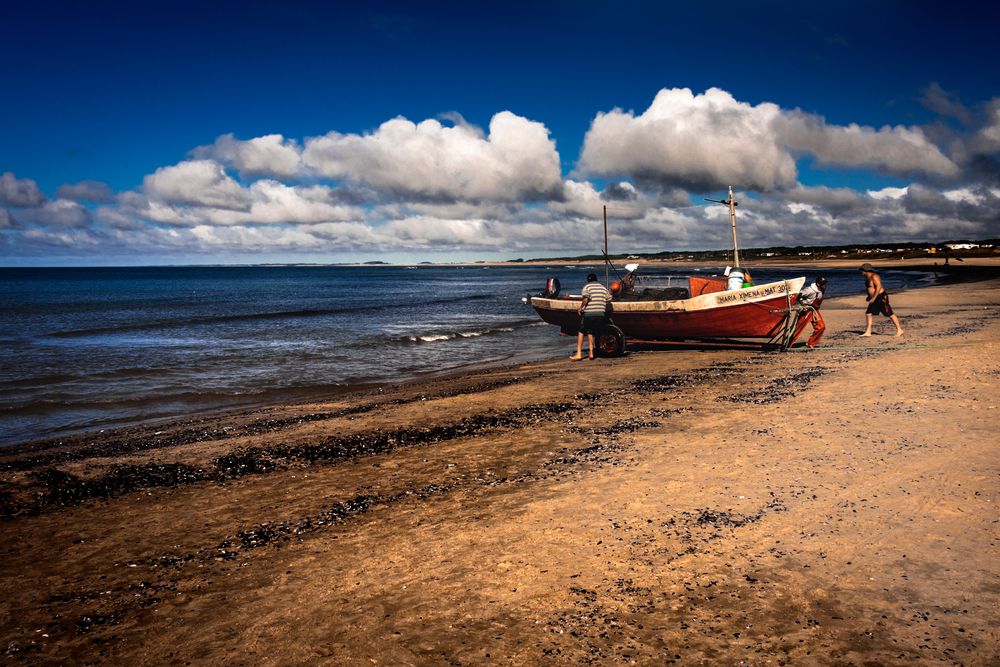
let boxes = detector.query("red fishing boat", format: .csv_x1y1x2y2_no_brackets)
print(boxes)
531,273,809,355
529,187,811,355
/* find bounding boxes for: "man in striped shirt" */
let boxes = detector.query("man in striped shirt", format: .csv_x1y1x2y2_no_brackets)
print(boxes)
571,273,611,361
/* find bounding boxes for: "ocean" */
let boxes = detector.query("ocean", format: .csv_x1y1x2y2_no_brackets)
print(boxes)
0,264,933,446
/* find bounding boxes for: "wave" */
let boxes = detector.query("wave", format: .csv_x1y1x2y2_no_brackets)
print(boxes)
409,329,510,343
395,318,542,345
47,293,495,338
0,365,177,394
0,373,82,389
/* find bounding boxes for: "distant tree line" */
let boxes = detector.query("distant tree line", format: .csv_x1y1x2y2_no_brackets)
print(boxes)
525,238,999,263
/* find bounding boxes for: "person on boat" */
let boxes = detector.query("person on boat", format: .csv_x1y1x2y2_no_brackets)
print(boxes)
741,268,754,288
609,263,638,299
571,273,611,361
726,267,746,290
859,263,903,337
622,263,638,292
798,276,828,348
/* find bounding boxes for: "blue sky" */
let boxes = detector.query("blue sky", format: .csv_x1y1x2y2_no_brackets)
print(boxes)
2,0,998,265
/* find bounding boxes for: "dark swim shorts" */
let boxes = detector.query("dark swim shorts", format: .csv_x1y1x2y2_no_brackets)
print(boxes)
866,292,894,317
579,313,607,334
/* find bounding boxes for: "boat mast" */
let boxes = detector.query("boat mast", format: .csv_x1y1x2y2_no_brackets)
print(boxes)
727,185,740,268
705,186,740,267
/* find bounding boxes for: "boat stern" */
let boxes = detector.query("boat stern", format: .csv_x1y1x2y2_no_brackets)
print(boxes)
530,296,581,335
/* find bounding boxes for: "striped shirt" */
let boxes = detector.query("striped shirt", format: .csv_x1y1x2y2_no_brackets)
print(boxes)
582,281,611,315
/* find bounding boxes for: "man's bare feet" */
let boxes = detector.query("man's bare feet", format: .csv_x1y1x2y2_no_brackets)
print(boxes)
859,332,872,337
569,354,583,361
894,330,904,337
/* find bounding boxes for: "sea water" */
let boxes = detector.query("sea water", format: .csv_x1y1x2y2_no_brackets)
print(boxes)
0,264,932,446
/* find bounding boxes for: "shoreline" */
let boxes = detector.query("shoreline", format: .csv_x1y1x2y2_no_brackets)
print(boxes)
0,336,577,455
0,352,570,461
1,276,998,663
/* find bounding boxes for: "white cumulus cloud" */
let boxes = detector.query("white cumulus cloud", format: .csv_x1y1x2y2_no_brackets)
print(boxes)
302,111,563,203
550,179,650,220
195,133,302,179
56,179,114,203
381,217,508,249
579,87,959,192
16,199,92,228
966,99,1000,155
867,186,909,200
131,178,362,227
578,87,797,192
775,112,957,176
143,160,252,211
777,184,868,217
184,222,379,253
0,172,46,207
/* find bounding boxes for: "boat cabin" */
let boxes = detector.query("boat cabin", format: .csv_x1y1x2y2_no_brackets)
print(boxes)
611,274,729,302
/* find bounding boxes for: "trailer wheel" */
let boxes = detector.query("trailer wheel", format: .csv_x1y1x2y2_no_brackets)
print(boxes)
596,324,626,358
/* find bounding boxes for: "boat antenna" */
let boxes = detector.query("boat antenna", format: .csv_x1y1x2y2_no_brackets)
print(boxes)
704,185,740,268
600,205,627,284
602,249,626,283
603,204,609,285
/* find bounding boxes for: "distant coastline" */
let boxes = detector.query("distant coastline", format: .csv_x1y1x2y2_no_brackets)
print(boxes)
338,257,1000,279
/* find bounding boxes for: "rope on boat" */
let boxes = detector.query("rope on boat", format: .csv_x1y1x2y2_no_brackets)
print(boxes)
765,280,810,352
781,281,794,350
766,280,795,352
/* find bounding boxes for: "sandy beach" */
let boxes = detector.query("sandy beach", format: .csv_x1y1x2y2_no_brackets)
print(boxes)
1,275,998,665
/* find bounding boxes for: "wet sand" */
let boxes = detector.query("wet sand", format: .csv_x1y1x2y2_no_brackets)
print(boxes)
2,278,998,665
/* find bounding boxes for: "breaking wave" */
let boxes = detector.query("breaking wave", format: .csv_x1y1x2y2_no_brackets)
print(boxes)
398,319,543,344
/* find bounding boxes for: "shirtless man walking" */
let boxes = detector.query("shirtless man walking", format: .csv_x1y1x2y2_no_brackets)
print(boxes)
859,263,903,337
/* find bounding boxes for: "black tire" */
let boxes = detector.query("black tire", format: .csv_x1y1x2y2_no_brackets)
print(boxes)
596,324,626,358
